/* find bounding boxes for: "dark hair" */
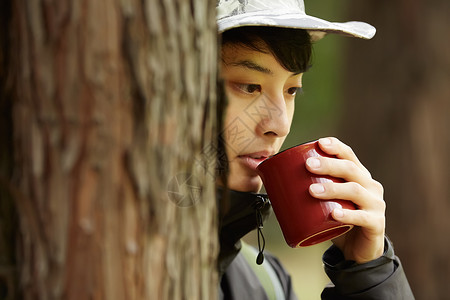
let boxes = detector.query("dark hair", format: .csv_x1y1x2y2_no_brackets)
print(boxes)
221,26,312,74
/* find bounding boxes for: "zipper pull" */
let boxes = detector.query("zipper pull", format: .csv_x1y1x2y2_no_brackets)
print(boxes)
255,195,267,265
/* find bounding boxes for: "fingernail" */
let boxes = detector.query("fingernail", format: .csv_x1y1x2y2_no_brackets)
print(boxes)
333,208,344,219
319,138,332,146
307,157,321,169
310,183,325,194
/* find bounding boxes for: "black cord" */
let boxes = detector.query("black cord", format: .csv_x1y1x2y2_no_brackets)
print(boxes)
255,196,266,265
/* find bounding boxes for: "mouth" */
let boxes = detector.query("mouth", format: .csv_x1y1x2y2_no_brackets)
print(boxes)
237,151,274,171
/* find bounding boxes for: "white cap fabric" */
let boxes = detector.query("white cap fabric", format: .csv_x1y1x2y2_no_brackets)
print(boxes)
217,0,376,41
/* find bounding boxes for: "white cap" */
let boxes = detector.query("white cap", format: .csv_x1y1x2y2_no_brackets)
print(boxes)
217,0,376,41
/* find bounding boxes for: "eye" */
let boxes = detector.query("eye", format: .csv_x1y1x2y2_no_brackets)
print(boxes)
287,87,302,96
236,83,262,95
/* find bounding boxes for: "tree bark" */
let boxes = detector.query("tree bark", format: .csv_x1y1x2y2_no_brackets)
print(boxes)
340,1,450,299
1,0,219,299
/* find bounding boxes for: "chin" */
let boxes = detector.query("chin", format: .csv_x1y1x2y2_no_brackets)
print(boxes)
228,175,262,193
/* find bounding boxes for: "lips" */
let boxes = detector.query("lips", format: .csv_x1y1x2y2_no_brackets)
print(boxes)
237,151,274,171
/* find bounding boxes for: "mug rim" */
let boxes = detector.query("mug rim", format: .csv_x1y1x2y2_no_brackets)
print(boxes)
257,139,318,169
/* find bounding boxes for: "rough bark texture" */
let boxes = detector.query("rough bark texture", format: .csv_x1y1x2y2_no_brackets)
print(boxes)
1,0,219,299
340,1,450,299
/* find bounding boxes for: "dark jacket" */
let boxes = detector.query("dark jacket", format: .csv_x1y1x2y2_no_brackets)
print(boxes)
218,189,414,299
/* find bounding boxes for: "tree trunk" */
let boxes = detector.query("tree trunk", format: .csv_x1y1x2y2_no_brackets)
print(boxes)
340,1,450,299
1,0,219,299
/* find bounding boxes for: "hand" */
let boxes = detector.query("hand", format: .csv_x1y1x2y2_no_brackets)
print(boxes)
306,137,385,264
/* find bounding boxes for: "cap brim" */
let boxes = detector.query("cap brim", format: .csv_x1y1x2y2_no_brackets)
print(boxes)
217,12,376,41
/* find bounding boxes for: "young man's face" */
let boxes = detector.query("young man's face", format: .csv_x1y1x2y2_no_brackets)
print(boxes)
220,43,303,192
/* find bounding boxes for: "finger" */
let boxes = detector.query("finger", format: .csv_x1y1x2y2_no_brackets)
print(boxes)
331,207,385,235
306,155,377,190
318,137,371,178
309,182,386,211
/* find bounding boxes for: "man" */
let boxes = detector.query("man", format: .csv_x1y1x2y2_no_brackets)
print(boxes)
216,0,414,299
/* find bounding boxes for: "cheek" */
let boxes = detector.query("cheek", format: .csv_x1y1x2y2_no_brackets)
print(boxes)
223,93,250,127
222,96,258,157
287,100,295,120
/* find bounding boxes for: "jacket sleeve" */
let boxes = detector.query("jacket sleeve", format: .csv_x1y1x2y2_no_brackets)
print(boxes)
321,237,414,299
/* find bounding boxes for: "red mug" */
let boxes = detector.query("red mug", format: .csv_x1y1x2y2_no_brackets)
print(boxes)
256,140,355,247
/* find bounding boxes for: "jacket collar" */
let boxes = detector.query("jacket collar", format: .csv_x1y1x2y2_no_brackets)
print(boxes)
217,187,271,275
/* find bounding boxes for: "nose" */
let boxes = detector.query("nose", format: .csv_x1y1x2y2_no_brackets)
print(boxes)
252,93,291,138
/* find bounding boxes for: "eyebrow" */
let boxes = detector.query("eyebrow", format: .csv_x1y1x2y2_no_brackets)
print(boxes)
229,60,274,75
229,59,302,77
